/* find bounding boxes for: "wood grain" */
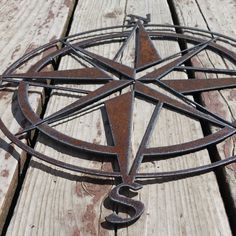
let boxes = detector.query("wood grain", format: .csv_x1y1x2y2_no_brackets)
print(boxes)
117,0,231,235
5,0,233,235
0,0,75,233
173,0,236,210
7,1,127,235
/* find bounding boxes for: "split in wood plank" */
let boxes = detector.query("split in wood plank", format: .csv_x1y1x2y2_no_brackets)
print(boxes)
172,0,236,230
5,0,233,236
0,0,75,234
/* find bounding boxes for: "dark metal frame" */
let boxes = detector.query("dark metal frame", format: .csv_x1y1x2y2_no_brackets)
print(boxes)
1,15,236,224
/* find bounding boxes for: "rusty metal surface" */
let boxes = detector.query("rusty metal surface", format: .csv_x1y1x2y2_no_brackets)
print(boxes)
1,14,236,225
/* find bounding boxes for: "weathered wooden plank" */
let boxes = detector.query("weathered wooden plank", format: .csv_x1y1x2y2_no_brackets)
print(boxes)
117,0,232,235
0,0,75,233
6,0,233,236
6,1,127,235
173,0,236,210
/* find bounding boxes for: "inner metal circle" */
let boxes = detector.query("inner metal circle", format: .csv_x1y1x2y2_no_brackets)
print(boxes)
1,24,236,179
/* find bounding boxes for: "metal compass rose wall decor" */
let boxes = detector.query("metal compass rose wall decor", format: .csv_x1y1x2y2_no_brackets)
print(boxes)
1,14,236,225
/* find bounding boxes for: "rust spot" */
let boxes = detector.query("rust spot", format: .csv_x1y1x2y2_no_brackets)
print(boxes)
75,182,83,197
104,9,122,19
73,183,109,235
81,182,110,235
92,120,103,144
64,0,72,8
1,169,9,177
202,91,227,118
73,229,80,236
93,138,100,145
0,90,8,100
82,205,96,235
40,9,55,32
47,10,55,21
92,183,109,203
223,138,233,157
228,163,236,175
96,120,102,137
228,89,236,100
5,152,11,160
105,12,117,19
11,45,21,60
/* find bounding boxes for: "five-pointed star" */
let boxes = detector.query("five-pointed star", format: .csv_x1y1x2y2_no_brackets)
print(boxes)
7,21,236,183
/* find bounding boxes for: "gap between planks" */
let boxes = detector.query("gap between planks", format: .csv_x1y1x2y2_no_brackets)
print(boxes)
170,0,236,233
5,0,234,236
0,0,76,234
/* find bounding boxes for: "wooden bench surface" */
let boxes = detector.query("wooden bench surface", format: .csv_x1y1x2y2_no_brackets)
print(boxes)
0,0,235,235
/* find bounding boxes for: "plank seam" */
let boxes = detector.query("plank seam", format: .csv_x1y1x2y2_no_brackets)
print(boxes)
194,0,211,31
1,0,79,234
166,0,236,234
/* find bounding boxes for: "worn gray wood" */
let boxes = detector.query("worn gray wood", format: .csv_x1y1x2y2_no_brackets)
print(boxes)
0,0,75,233
173,0,236,210
4,0,234,235
117,0,232,235
7,1,126,235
